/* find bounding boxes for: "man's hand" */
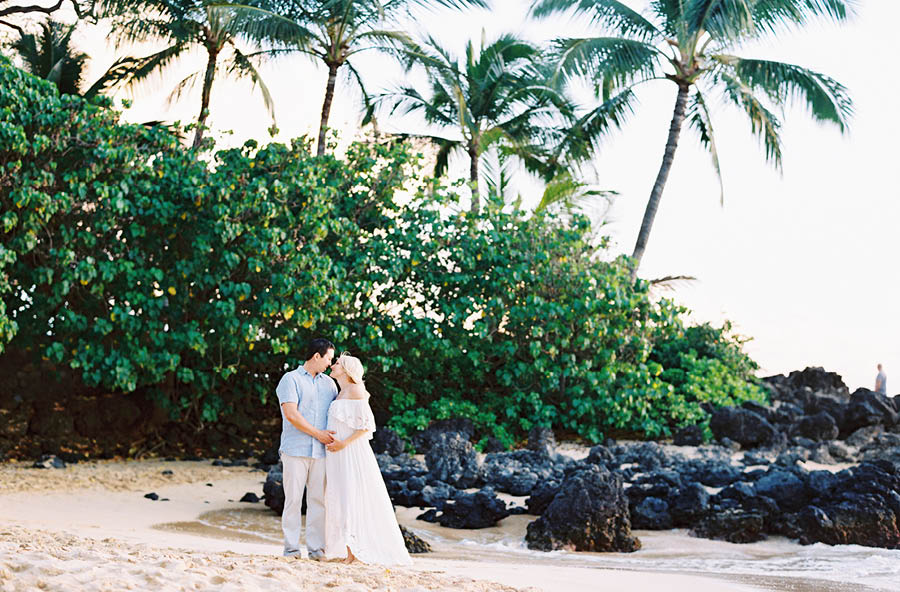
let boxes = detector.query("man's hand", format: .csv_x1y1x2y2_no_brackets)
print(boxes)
316,429,336,445
326,439,346,453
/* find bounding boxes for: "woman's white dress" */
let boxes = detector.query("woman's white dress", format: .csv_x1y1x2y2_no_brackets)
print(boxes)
324,397,411,566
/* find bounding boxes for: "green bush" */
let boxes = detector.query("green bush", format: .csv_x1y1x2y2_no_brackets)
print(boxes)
1,56,766,444
0,57,405,424
365,201,765,445
651,322,767,409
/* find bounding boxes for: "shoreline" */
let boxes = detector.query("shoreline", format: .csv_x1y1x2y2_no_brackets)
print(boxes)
1,459,890,592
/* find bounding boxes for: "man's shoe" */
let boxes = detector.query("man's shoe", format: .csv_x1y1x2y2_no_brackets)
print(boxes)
308,549,325,561
283,550,301,558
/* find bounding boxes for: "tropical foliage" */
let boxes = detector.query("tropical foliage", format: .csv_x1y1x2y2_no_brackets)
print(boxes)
247,0,488,156
386,32,570,213
0,0,856,453
9,19,141,99
104,0,279,149
1,57,766,445
531,0,854,271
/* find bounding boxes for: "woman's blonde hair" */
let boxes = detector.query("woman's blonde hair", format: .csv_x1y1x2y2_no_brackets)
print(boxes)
335,352,365,384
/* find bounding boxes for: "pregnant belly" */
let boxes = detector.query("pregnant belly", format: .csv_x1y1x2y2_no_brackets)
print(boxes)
327,418,357,440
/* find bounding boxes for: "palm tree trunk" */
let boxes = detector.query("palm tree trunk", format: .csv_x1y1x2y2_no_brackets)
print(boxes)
317,62,339,157
192,47,219,150
631,83,690,275
468,143,480,215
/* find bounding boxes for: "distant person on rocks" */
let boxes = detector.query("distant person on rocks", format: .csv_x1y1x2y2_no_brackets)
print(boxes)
277,338,338,559
875,364,887,395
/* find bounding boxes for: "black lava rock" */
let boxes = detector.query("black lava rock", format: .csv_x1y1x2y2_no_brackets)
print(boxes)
754,469,807,512
371,427,405,456
410,418,475,454
585,445,616,467
669,482,710,527
710,407,783,449
263,463,286,515
672,425,704,446
481,449,566,496
525,480,561,516
258,446,280,466
631,497,673,530
525,465,641,552
416,508,440,523
425,432,480,488
400,525,432,553
691,508,766,543
795,411,839,441
437,489,510,529
843,389,898,434
526,426,556,456
481,437,507,453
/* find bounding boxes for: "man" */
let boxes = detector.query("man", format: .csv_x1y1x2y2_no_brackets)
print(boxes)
875,363,887,395
276,338,338,559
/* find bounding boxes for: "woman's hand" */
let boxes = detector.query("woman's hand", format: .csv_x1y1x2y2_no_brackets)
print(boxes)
326,439,346,453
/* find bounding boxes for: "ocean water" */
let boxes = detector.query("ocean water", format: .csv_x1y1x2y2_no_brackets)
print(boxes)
157,506,900,591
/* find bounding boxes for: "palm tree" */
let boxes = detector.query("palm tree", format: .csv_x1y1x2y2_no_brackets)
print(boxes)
10,19,145,99
385,32,568,214
11,20,90,95
531,0,854,273
245,0,487,157
108,0,280,149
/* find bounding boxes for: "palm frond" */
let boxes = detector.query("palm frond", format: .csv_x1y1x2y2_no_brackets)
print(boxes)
531,0,663,42
390,0,488,11
206,2,315,46
228,45,276,122
82,56,144,99
347,28,416,57
534,170,615,214
551,36,663,91
119,42,191,89
481,149,517,204
649,0,687,39
685,0,755,40
432,136,461,178
382,85,458,128
165,70,203,105
111,16,189,45
717,70,784,167
686,89,724,204
724,56,853,132
750,0,854,37
570,85,641,152
11,20,88,95
343,59,377,126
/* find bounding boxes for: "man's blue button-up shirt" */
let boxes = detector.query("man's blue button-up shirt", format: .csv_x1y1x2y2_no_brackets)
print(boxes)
276,365,338,458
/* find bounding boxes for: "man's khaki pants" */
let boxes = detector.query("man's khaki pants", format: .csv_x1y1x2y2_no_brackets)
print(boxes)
281,454,326,557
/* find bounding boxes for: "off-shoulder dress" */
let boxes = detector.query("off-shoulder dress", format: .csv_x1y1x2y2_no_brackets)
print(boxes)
323,397,412,565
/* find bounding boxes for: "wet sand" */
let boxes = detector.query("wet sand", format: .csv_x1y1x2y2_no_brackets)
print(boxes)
171,505,892,592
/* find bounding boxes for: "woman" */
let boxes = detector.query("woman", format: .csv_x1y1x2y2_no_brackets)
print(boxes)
324,353,411,566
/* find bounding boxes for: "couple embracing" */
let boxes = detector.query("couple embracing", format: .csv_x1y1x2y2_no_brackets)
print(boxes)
276,338,411,566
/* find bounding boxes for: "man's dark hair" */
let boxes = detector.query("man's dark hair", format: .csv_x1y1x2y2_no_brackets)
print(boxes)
305,338,335,361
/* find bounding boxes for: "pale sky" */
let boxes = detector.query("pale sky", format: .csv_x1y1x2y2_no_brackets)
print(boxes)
58,0,899,392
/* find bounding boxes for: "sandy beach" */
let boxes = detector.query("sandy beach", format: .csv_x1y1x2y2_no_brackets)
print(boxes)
0,458,786,592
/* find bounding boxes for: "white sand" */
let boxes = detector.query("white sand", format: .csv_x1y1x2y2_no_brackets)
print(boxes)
0,459,767,592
